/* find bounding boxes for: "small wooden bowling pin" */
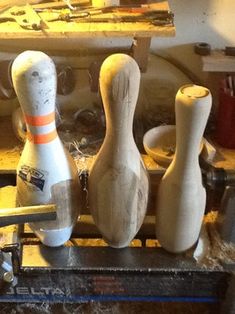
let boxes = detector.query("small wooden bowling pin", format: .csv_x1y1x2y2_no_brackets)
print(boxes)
156,84,212,253
89,54,149,248
11,51,81,247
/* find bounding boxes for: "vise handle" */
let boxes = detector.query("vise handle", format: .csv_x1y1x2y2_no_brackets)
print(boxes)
0,204,56,228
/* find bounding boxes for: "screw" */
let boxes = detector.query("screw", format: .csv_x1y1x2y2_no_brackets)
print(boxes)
3,271,14,283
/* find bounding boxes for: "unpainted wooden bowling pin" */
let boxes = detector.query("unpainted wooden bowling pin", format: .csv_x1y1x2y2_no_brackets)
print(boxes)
11,51,81,247
156,84,212,253
89,53,149,248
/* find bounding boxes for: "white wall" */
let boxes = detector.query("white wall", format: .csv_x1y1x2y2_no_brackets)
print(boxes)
151,0,235,85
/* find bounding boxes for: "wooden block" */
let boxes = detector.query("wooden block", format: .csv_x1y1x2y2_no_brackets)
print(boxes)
131,37,152,72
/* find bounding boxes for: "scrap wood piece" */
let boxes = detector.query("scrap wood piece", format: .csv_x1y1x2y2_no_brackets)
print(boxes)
131,37,151,72
32,0,90,10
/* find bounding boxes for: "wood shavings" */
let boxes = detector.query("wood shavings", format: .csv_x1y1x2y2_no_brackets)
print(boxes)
193,224,210,263
204,210,218,223
207,221,235,264
196,211,235,269
141,154,165,174
74,153,95,175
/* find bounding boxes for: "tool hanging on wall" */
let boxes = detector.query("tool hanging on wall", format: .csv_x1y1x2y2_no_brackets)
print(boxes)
56,65,76,95
0,60,16,100
0,60,75,99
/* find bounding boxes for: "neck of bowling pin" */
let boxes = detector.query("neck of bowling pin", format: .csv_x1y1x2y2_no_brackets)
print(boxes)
174,132,201,172
105,101,135,147
99,54,140,149
173,84,212,173
174,115,204,172
25,111,58,145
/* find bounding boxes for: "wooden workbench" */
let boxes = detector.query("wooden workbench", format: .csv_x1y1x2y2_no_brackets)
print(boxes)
0,1,175,71
0,1,175,39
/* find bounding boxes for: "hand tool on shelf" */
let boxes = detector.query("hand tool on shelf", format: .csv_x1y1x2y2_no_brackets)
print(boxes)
44,9,174,26
0,4,43,30
36,5,173,16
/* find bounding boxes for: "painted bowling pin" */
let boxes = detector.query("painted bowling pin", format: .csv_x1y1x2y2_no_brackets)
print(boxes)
156,84,212,253
89,54,149,248
11,51,81,247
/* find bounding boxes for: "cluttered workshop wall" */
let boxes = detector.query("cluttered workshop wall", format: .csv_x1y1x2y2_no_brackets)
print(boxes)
0,0,234,126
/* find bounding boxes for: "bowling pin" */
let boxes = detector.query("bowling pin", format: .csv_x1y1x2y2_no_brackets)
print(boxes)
11,51,81,247
89,53,149,248
156,84,212,253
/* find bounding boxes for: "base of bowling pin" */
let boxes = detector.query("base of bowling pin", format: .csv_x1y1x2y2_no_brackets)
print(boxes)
157,232,200,254
105,241,129,249
29,224,73,247
103,236,133,249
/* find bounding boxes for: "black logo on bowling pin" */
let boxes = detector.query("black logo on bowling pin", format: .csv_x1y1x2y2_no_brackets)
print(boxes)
18,165,46,191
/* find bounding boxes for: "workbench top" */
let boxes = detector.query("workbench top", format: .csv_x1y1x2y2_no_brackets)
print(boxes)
0,1,175,39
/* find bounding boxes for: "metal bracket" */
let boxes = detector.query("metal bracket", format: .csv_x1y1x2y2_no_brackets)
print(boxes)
0,243,20,288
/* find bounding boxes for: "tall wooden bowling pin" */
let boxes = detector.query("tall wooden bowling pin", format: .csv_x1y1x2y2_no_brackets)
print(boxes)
156,84,212,253
89,54,149,248
11,51,81,247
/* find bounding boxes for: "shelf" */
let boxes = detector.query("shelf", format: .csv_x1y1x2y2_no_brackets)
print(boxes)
0,20,175,39
202,50,235,72
0,1,175,39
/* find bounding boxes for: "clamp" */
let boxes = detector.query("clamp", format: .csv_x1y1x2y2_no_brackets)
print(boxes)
0,203,57,287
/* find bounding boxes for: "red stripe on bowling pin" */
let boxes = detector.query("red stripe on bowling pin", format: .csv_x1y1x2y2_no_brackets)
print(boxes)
24,111,57,144
24,112,55,126
27,130,57,144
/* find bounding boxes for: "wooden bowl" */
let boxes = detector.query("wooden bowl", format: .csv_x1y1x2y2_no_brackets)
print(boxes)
143,125,204,167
